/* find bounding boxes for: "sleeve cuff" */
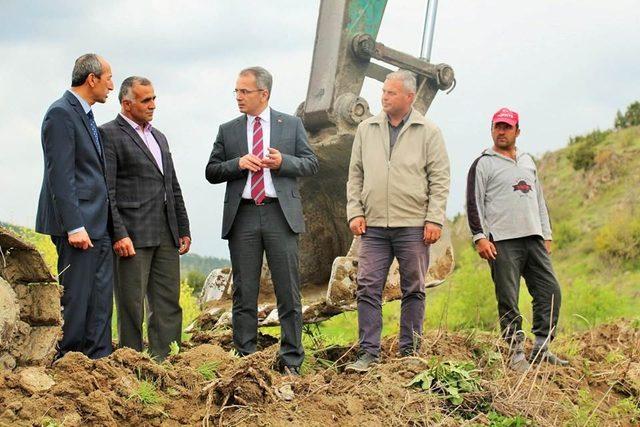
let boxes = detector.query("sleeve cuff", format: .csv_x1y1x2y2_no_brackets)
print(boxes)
67,226,85,236
472,233,486,243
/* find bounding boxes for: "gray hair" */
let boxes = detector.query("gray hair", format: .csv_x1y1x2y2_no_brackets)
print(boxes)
118,76,152,103
239,66,273,94
385,69,417,94
71,53,103,87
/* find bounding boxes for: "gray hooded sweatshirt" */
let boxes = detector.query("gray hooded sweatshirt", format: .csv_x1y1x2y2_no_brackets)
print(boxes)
466,147,552,243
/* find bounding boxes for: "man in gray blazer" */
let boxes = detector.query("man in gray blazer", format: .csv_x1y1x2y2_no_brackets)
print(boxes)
206,66,318,375
101,76,191,360
36,53,115,359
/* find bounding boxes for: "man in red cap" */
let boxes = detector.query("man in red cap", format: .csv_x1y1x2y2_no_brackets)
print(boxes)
465,108,568,372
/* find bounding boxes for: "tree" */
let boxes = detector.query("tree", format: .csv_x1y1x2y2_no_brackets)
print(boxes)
614,101,640,129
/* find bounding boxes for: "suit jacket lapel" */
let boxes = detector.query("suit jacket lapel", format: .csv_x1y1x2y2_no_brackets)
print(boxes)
269,108,283,151
150,127,167,176
65,92,104,165
116,115,162,175
237,115,248,156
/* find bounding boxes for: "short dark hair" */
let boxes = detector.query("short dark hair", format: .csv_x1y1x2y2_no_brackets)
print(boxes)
71,54,103,87
119,76,152,103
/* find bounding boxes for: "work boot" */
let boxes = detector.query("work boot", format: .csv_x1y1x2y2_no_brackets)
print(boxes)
509,350,531,373
344,351,379,373
282,365,301,376
507,336,530,373
530,347,569,366
399,347,417,358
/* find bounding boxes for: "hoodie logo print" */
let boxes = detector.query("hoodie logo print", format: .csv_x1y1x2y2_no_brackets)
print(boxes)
512,180,533,193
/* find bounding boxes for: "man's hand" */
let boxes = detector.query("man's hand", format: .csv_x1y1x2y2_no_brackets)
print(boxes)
349,216,366,236
475,238,497,260
239,154,263,172
179,236,192,255
423,223,442,245
544,240,552,254
68,229,93,250
113,237,136,258
262,148,282,170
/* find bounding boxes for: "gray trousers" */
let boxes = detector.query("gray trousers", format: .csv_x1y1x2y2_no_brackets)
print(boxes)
115,220,181,360
357,226,429,356
489,235,561,343
228,201,304,368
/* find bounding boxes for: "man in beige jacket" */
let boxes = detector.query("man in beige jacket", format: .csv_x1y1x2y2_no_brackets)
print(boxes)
345,70,450,372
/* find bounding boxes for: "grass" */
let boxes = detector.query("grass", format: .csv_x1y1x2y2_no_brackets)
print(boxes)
196,361,220,381
129,380,163,405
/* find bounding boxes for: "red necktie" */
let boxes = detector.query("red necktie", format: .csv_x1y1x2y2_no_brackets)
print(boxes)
250,117,266,204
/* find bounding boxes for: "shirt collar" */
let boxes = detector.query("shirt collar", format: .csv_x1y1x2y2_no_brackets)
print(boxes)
386,109,412,127
119,113,152,132
68,89,91,114
248,107,271,124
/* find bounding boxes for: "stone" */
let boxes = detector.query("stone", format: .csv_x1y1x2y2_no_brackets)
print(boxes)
17,366,55,394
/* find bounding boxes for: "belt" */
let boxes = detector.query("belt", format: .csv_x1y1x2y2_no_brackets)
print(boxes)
240,197,278,206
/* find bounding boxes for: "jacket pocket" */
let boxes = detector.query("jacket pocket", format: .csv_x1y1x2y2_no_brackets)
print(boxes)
118,201,141,209
77,189,93,200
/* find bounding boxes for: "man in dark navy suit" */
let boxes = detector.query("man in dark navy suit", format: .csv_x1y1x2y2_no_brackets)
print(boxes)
35,53,115,359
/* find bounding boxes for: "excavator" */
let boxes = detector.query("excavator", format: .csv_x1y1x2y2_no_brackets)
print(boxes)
197,0,456,328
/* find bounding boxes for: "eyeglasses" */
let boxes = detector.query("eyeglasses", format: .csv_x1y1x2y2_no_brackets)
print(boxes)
233,88,264,96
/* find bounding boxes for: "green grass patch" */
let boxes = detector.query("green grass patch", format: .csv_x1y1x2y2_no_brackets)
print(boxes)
196,360,220,381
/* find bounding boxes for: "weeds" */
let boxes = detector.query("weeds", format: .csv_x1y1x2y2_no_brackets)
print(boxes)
39,418,60,427
168,341,180,356
407,360,481,405
486,411,531,426
129,380,163,405
197,361,220,381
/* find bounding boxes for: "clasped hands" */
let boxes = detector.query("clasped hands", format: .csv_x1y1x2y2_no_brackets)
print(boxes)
239,148,282,172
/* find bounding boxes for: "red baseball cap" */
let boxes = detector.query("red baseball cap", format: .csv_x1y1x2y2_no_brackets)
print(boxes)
492,108,519,126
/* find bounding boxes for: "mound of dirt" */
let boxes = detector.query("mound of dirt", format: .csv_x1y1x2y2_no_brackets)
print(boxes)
0,322,638,426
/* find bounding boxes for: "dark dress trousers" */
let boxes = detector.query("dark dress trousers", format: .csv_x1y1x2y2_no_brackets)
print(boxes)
205,109,318,368
35,90,114,359
101,114,190,359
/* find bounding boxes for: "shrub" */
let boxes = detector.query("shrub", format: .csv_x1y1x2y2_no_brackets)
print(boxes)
594,211,640,265
553,222,580,249
567,129,611,171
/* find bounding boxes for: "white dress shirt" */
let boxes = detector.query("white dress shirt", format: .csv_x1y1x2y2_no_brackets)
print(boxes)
242,107,277,199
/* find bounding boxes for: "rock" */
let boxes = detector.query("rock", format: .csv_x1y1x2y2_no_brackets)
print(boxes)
276,384,295,401
0,353,16,370
14,283,62,326
0,277,19,350
15,326,61,365
17,366,55,394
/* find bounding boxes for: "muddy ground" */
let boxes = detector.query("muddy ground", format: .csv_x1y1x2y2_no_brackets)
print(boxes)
0,322,638,426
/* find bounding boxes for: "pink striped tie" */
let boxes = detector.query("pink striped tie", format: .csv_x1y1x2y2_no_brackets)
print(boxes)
250,117,266,204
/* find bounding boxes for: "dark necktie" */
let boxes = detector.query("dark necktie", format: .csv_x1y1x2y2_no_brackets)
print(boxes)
250,117,266,204
87,110,102,156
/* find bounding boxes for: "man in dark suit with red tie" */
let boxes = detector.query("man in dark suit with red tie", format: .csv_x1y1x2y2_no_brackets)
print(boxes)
101,76,191,360
206,67,318,375
36,53,115,359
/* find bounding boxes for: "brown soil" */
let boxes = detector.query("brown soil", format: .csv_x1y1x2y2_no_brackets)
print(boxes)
1,322,638,426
